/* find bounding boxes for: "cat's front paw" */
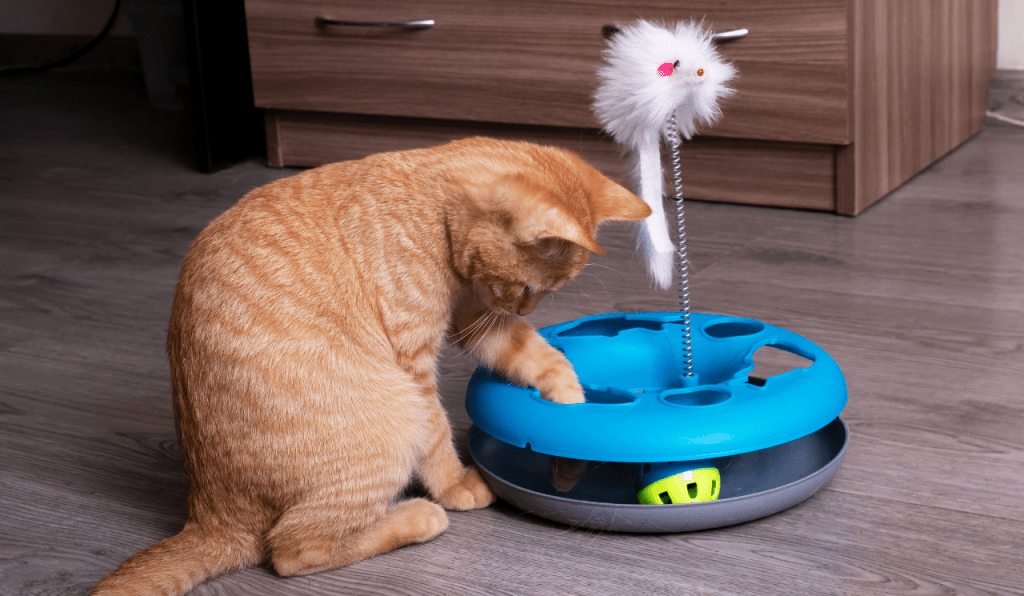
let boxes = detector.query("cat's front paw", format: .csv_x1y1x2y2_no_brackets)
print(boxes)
537,369,586,405
436,467,496,511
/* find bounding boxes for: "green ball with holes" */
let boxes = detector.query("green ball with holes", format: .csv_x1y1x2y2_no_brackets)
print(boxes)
637,461,721,505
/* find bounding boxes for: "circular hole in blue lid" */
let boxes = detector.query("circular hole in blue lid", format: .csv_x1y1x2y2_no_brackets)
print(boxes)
661,388,730,407
584,387,637,405
704,320,765,338
557,317,663,338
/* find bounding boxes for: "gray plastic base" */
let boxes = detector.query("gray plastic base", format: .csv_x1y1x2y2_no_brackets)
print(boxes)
469,417,848,533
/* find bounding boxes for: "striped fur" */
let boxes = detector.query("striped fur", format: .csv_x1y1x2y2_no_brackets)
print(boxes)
92,138,650,595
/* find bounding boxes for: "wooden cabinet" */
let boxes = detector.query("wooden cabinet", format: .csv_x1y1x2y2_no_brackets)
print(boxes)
245,0,997,215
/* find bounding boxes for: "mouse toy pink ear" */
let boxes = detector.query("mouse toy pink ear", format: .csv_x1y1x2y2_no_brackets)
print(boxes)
593,20,736,289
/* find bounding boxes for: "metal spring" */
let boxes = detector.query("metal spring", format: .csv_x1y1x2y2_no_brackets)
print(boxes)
666,113,695,379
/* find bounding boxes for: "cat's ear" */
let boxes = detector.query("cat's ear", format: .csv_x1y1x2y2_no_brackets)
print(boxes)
486,173,608,255
519,206,607,255
592,177,653,223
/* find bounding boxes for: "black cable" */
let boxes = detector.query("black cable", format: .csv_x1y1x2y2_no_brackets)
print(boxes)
0,0,123,76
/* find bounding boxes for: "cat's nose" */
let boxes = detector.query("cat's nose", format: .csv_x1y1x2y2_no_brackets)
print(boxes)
517,288,544,316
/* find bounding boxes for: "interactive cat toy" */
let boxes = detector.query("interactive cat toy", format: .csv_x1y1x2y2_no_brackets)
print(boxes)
593,20,735,503
465,21,849,530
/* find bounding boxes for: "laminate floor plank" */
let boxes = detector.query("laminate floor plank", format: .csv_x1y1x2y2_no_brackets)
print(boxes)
1,352,172,429
8,489,1021,595
2,62,1023,595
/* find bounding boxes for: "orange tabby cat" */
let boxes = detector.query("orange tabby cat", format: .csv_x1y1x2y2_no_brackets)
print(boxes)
91,137,650,595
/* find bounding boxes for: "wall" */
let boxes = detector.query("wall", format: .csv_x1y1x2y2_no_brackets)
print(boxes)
1000,0,1024,69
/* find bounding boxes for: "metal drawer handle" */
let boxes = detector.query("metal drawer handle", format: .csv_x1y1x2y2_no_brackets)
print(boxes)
712,28,748,42
314,16,435,29
602,24,748,42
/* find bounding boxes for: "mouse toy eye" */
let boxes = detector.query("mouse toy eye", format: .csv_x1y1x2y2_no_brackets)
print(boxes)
697,68,704,77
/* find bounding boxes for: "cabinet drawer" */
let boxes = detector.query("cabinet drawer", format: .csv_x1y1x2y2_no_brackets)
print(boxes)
245,0,851,144
265,110,839,210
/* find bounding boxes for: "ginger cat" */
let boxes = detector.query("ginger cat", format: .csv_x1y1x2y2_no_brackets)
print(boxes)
92,138,649,595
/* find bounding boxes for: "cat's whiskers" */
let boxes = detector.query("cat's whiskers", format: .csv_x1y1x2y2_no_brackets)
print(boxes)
449,310,494,355
567,273,605,308
452,312,491,344
584,261,618,273
578,268,611,295
469,311,505,355
443,310,497,350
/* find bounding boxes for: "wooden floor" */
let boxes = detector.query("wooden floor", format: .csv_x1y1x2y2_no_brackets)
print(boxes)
2,62,1023,596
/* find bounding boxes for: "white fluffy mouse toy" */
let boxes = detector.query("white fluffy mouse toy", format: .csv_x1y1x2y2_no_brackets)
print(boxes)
593,20,736,289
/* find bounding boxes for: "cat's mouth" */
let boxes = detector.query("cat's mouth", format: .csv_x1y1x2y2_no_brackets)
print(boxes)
487,300,531,318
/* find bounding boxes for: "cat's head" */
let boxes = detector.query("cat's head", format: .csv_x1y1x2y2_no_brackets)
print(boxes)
450,140,651,316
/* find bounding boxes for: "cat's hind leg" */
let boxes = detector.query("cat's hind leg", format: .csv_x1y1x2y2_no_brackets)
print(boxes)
268,498,449,577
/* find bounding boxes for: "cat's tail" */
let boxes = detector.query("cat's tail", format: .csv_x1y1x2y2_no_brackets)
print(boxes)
91,522,262,596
